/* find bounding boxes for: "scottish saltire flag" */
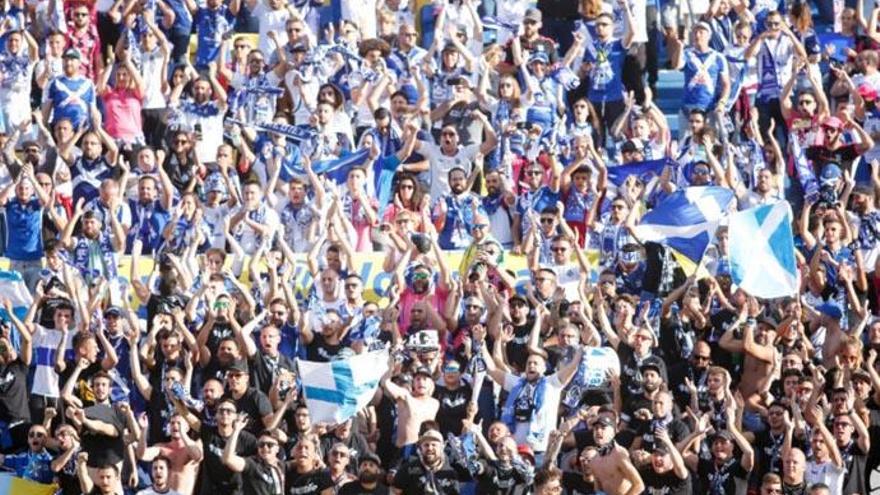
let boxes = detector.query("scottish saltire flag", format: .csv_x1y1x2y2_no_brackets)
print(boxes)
606,159,672,187
0,474,56,495
634,186,734,262
297,349,388,424
729,202,798,299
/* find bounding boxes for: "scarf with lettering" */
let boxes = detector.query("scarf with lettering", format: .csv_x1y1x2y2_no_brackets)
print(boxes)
500,375,548,447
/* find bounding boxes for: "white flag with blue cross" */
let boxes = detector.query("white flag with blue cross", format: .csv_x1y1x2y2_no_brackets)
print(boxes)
729,202,798,299
297,349,389,424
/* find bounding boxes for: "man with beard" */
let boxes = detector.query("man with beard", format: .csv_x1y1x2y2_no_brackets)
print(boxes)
682,403,754,495
470,431,534,494
136,414,203,495
638,426,691,495
172,64,228,163
126,175,171,254
319,419,370,475
192,398,257,495
629,390,690,465
482,340,584,464
68,125,120,205
223,416,286,495
42,48,97,129
137,455,182,495
412,118,497,201
393,244,452,333
60,199,125,285
285,435,334,495
668,339,711,415
586,416,644,495
338,452,388,494
512,162,561,256
848,183,880,270
481,169,516,248
392,428,469,494
223,360,274,434
433,167,484,250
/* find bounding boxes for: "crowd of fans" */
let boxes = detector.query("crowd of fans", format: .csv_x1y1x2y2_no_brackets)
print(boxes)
1,0,880,494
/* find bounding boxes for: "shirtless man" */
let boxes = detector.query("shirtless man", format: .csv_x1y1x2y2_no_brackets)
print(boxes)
136,414,204,495
588,416,644,495
720,310,778,402
379,362,440,454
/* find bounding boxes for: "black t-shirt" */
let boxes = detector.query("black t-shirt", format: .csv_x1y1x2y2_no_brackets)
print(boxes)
250,351,295,395
697,457,749,495
284,467,334,495
81,404,125,466
640,467,692,495
337,481,390,495
199,426,258,495
0,358,30,423
241,457,284,495
319,432,371,475
561,471,597,494
805,144,861,173
753,429,806,478
504,321,533,373
433,383,472,437
475,459,532,494
59,360,103,406
840,441,867,495
392,458,466,495
634,418,690,454
230,388,273,434
305,334,344,362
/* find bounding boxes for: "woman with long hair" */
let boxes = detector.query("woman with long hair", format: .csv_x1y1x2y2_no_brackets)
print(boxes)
382,172,429,231
97,50,145,146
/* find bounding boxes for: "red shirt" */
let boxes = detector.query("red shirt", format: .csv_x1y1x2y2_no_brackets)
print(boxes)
65,25,101,80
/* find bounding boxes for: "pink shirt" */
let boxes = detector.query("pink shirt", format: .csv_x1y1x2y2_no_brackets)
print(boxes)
102,88,143,143
398,284,449,334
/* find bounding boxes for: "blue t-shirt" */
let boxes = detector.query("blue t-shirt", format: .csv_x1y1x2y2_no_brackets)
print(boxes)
682,48,728,110
2,449,54,483
164,0,193,34
584,39,626,103
46,75,95,129
194,6,235,68
4,197,42,261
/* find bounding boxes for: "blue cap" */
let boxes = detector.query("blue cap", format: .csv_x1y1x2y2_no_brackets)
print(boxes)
400,84,419,105
528,51,549,65
816,301,843,321
205,173,227,194
805,36,821,55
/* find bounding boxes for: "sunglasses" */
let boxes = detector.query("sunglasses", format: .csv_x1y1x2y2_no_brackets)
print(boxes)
74,12,89,17
473,224,488,230
257,441,278,448
526,170,543,176
413,272,429,280
399,184,414,190
540,218,555,224
693,355,711,361
551,246,568,252
216,407,236,415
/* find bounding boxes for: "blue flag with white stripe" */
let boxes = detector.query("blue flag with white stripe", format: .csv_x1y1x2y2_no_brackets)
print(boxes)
297,349,389,424
279,148,372,185
729,202,798,299
634,186,734,263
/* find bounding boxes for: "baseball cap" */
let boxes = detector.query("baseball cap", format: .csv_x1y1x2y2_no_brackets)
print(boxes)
63,48,81,60
816,301,844,321
823,116,844,129
852,369,872,383
517,444,535,463
228,360,249,374
640,361,664,375
694,21,712,32
359,452,381,466
756,315,778,330
442,41,459,53
419,429,444,444
524,8,542,22
621,139,644,154
859,84,878,101
103,306,123,317
528,51,549,65
712,430,733,442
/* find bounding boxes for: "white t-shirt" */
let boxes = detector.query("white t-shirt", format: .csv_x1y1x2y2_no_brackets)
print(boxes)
31,325,74,398
253,3,292,56
805,460,845,494
140,47,167,110
503,372,564,452
419,141,480,200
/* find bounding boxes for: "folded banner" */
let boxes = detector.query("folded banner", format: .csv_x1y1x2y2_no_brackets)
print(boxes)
634,186,734,263
279,147,372,185
297,349,389,424
729,202,798,299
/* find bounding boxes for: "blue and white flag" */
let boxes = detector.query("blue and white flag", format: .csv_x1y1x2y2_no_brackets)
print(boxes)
297,349,388,424
606,159,672,187
0,270,34,352
634,186,734,262
729,202,798,299
279,148,372,185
